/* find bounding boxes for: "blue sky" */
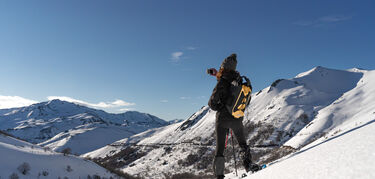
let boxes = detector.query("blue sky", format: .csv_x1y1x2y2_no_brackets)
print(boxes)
0,0,374,121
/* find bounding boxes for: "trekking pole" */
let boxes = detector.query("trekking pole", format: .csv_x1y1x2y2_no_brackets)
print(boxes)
231,129,238,176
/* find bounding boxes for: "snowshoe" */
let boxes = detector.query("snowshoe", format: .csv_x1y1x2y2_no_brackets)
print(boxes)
241,164,267,178
249,163,261,173
217,175,225,179
243,158,260,173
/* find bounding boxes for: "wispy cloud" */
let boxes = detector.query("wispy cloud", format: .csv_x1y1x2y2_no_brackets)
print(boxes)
0,95,38,109
319,15,352,22
170,52,184,62
118,108,135,112
196,96,206,99
170,46,197,62
186,46,197,50
180,96,191,100
111,99,135,106
294,15,353,27
161,99,169,103
47,96,135,108
0,94,136,113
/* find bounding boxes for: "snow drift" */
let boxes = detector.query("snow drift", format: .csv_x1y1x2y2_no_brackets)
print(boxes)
0,132,116,178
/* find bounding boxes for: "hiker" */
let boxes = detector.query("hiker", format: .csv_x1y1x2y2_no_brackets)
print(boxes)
208,54,259,179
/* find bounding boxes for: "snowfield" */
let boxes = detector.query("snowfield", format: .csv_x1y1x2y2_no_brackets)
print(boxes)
227,68,375,178
0,133,117,178
285,69,375,149
226,119,375,179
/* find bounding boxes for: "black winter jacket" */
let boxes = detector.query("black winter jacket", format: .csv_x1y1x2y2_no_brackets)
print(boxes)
208,71,241,120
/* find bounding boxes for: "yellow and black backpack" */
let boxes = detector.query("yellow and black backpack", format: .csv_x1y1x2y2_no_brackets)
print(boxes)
226,76,252,119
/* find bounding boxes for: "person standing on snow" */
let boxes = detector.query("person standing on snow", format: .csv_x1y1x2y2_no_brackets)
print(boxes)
208,54,259,179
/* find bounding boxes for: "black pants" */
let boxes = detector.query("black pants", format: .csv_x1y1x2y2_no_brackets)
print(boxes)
215,117,247,157
213,112,248,176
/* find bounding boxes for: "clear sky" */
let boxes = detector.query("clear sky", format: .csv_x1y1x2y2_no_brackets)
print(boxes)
1,0,374,121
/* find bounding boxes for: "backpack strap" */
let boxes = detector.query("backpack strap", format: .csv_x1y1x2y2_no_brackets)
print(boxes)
241,76,252,90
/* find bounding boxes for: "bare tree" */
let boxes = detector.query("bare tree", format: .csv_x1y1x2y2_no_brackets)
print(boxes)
66,165,73,172
17,162,31,175
42,171,49,176
9,173,19,179
62,148,72,156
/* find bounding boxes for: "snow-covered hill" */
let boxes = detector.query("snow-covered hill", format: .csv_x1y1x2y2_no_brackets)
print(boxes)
0,131,117,178
227,120,375,179
83,106,214,158
284,68,375,148
83,66,375,178
0,99,168,154
83,106,216,178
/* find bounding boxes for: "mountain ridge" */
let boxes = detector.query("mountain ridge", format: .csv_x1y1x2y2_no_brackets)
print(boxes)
0,99,168,154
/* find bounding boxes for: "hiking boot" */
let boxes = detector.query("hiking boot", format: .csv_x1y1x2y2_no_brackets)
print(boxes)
240,147,261,172
249,163,261,172
243,158,260,172
217,175,225,179
240,147,251,169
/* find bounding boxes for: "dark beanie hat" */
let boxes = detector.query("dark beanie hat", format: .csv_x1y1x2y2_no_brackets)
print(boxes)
220,53,237,71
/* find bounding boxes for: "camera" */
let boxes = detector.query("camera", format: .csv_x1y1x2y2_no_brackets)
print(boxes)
206,68,217,76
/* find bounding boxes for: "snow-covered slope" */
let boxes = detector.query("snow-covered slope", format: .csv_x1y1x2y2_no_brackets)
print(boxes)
83,106,214,158
244,66,363,147
0,132,117,178
225,69,375,178
0,99,168,154
285,68,375,148
83,106,216,178
226,120,375,179
83,66,375,178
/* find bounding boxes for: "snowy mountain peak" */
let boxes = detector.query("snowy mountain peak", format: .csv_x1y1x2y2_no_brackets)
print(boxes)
291,66,363,94
2,99,90,118
295,66,364,79
0,99,168,154
296,66,339,77
45,99,76,108
347,67,368,73
295,66,325,78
